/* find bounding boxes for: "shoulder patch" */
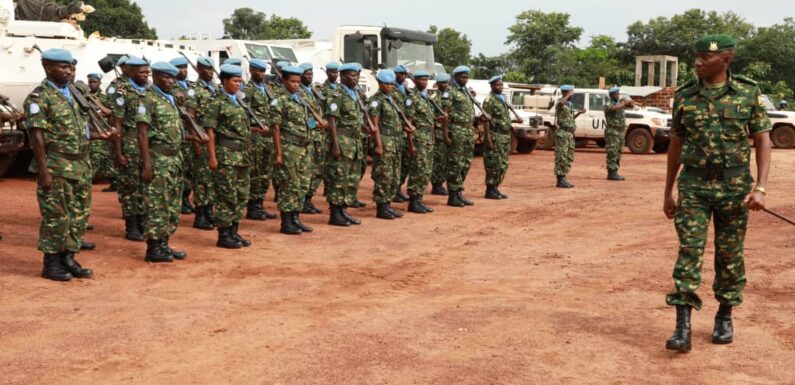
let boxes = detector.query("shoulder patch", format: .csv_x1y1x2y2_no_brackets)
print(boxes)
29,103,40,114
108,86,116,95
370,100,379,108
406,98,413,107
188,89,196,97
270,98,279,106
442,92,450,98
137,105,146,115
116,97,125,106
329,103,338,112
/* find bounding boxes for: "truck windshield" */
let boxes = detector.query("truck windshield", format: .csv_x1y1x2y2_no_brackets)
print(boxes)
761,95,778,111
384,39,435,73
271,46,298,63
245,44,272,60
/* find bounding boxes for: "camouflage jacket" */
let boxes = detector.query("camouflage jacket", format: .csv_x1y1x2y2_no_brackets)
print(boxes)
269,78,288,99
325,85,363,139
136,87,184,151
204,93,252,166
604,99,627,131
113,79,149,135
193,78,218,126
320,81,340,100
432,87,453,138
672,74,772,168
555,98,576,131
173,79,197,111
272,93,312,145
368,90,402,135
243,80,274,143
448,82,475,126
24,79,90,180
405,89,435,131
394,83,409,108
483,93,512,133
104,75,127,107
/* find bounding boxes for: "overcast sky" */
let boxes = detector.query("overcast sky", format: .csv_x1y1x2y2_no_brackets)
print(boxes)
136,0,792,56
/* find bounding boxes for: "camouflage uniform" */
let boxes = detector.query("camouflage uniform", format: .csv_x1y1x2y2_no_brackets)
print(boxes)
320,80,340,100
325,85,364,206
483,93,512,187
272,93,313,212
666,75,771,310
604,99,626,172
136,87,184,240
173,80,197,198
88,89,115,180
204,93,252,228
243,81,275,204
302,84,326,198
368,90,403,204
404,89,435,197
394,85,410,192
192,79,217,208
111,78,148,219
554,98,576,176
446,82,475,192
25,80,90,253
431,89,453,186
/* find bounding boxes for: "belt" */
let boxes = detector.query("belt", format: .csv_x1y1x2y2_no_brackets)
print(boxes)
336,125,361,138
379,125,402,137
683,165,747,181
50,151,87,161
124,127,138,139
280,131,311,147
149,143,180,156
557,125,575,133
217,137,249,151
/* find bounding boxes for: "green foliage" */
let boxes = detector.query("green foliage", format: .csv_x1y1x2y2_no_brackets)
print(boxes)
427,26,471,73
505,10,583,84
56,0,157,39
222,8,311,40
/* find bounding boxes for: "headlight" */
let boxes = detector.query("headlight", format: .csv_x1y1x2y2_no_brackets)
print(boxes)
651,117,665,127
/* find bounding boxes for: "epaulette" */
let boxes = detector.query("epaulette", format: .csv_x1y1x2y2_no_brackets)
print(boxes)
29,86,45,99
732,74,758,86
675,78,697,93
675,78,699,96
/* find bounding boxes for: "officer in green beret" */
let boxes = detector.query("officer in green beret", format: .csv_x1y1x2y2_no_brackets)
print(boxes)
663,34,772,352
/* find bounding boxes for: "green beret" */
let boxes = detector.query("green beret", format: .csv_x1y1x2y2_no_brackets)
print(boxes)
695,34,736,53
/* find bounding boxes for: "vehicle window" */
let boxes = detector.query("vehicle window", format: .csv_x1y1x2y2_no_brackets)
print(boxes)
344,34,378,70
511,91,527,106
219,51,229,62
270,46,297,62
245,44,272,60
589,93,608,111
570,93,585,111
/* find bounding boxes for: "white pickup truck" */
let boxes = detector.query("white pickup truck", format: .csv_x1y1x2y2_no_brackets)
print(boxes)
761,95,795,148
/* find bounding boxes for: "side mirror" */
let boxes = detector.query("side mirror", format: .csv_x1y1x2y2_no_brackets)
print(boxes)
98,55,117,73
390,39,403,50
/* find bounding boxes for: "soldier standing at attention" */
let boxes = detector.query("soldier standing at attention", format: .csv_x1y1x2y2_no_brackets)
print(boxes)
446,66,477,207
271,66,317,234
86,72,117,192
205,65,253,249
25,48,94,281
191,56,218,231
111,55,150,241
431,73,452,196
393,64,411,203
299,62,326,215
404,70,437,213
554,84,584,189
604,86,633,181
169,56,198,215
482,75,522,199
136,62,187,263
368,69,406,220
320,62,341,98
663,34,771,352
243,59,278,221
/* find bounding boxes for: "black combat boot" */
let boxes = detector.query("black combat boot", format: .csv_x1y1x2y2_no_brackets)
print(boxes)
607,170,625,181
496,188,508,199
145,239,174,263
396,191,409,202
163,237,187,260
124,216,145,241
376,203,396,220
193,206,214,230
246,199,267,221
41,253,72,281
293,212,314,233
216,227,243,249
387,203,404,218
328,205,351,227
232,222,252,247
666,305,692,352
351,199,366,208
712,304,734,344
80,241,96,250
136,215,146,235
280,211,302,235
61,251,93,278
418,196,434,213
458,191,474,206
101,180,117,193
302,196,322,214
408,194,427,214
181,189,195,214
556,175,574,188
484,185,502,200
86,223,94,231
260,199,277,219
206,206,217,227
431,183,448,196
447,190,464,207
341,205,361,225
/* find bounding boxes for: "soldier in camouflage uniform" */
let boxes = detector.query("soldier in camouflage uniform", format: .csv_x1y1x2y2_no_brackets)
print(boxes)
272,66,317,234
205,64,253,248
298,63,326,215
604,86,633,181
663,34,772,352
135,62,187,263
368,69,406,220
554,84,584,189
86,73,116,187
110,56,150,241
404,70,439,213
482,76,522,200
191,57,218,231
243,59,278,221
393,65,411,203
320,62,341,98
169,56,198,215
25,48,95,281
431,73,452,196
446,66,477,207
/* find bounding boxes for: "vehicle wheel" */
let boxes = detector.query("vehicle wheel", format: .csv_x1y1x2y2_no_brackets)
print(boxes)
539,129,556,150
653,142,669,154
627,129,653,154
574,138,588,148
771,125,795,148
596,139,606,148
516,140,537,154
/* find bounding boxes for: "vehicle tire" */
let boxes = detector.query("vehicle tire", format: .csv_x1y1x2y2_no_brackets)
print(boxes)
596,139,606,148
538,125,555,150
653,142,669,154
516,139,537,154
627,128,653,154
574,138,588,148
771,125,795,148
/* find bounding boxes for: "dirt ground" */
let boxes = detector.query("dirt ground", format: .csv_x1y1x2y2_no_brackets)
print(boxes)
1,146,793,385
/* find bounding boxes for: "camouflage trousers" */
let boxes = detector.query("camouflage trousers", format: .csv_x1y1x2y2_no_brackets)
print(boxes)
359,136,369,182
89,139,116,180
180,142,194,193
212,162,250,228
666,170,753,310
605,128,625,172
484,131,511,187
407,131,434,197
37,175,90,254
144,153,182,240
249,137,275,201
274,141,312,212
399,134,410,190
326,134,363,206
554,129,575,176
309,130,328,197
372,135,402,204
432,131,449,185
445,125,475,192
117,136,144,217
192,146,214,207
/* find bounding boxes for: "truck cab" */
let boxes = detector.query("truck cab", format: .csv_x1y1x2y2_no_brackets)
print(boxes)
174,39,299,81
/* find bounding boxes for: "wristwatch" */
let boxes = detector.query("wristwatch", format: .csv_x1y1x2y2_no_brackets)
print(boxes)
753,186,767,195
